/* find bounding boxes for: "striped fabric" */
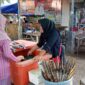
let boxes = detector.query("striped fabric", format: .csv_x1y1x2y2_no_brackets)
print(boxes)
0,40,18,81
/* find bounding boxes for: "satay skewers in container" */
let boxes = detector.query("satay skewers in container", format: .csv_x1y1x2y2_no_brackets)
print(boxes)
40,58,76,82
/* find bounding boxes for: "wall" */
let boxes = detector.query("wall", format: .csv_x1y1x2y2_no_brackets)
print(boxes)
61,0,70,30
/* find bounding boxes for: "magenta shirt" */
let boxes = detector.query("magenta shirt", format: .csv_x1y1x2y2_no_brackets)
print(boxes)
0,39,18,80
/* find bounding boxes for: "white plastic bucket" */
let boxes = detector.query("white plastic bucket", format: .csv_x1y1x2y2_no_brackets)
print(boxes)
43,77,73,85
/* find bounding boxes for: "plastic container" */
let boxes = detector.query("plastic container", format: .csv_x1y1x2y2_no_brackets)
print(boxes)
10,41,39,85
10,47,49,85
10,60,38,85
43,77,73,85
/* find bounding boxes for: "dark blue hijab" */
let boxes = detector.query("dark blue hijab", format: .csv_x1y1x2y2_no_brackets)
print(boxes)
38,18,57,38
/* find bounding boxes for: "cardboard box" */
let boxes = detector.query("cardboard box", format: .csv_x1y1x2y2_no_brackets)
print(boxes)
29,69,44,85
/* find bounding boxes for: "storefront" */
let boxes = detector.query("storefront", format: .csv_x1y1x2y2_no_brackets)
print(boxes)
71,0,85,28
60,0,85,30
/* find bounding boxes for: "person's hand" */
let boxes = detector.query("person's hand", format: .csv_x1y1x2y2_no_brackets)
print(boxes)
17,55,24,62
27,50,32,56
33,56,44,62
33,53,52,62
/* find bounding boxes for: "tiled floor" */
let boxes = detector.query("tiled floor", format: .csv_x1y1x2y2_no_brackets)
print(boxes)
75,54,85,85
66,52,85,85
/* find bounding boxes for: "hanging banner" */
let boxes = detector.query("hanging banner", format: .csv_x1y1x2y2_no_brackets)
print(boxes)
35,0,52,10
34,2,45,15
35,0,61,11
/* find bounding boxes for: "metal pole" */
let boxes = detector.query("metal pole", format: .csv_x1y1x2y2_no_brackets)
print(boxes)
0,0,2,14
70,0,75,53
71,0,74,28
18,0,22,39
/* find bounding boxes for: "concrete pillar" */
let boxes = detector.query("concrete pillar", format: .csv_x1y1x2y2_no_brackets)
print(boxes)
71,0,75,28
61,0,70,30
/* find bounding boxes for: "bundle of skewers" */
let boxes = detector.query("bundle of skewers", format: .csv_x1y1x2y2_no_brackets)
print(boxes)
39,58,76,82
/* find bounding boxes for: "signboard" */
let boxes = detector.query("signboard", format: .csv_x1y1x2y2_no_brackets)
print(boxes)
35,0,61,12
20,0,35,14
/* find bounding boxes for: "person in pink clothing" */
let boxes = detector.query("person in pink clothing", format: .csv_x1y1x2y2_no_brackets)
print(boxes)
0,14,24,85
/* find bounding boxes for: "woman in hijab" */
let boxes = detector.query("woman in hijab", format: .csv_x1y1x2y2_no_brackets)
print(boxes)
0,14,24,85
28,18,62,61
